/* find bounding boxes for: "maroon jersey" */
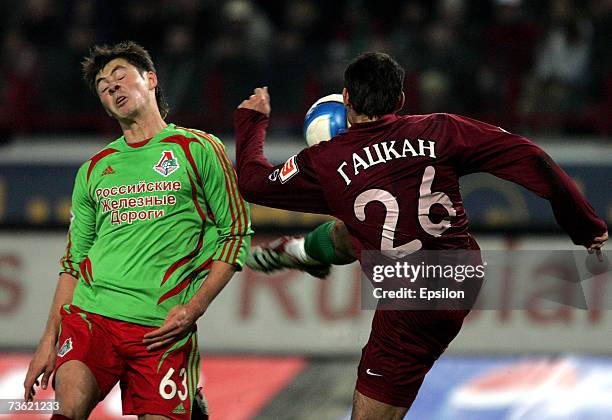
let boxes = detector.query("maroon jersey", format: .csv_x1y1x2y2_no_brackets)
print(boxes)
234,109,606,257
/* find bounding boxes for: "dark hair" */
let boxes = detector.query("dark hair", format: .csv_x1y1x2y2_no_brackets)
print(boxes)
81,41,169,118
344,52,405,118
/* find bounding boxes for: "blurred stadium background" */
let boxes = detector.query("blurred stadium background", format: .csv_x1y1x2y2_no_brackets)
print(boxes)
0,0,611,419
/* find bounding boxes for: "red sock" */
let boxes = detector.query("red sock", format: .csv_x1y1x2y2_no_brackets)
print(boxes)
50,415,72,420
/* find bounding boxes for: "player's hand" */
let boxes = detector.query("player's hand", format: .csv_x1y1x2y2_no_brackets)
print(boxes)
23,339,56,401
587,231,608,262
238,86,271,117
143,304,199,351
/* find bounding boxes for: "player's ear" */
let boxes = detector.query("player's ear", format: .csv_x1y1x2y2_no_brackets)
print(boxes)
342,88,351,108
395,92,405,113
146,71,158,91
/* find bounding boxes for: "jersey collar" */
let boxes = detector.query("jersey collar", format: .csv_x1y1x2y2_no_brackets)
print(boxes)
118,123,175,149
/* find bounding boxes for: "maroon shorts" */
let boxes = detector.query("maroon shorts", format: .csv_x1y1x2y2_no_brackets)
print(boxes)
356,309,469,408
54,304,200,419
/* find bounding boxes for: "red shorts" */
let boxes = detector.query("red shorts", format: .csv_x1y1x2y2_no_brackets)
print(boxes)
356,309,469,408
54,304,200,419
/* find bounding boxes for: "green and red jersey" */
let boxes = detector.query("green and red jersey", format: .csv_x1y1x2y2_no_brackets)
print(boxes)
61,124,252,326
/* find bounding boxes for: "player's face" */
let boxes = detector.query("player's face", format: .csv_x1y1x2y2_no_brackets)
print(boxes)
95,58,157,121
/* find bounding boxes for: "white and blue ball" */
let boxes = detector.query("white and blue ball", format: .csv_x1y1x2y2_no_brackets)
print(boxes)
303,94,349,146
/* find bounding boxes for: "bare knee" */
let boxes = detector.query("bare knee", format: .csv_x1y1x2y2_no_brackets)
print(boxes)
351,389,408,420
331,220,358,264
54,361,101,420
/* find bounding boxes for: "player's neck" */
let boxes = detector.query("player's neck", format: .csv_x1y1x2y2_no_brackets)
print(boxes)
348,110,378,125
352,115,378,124
120,112,168,143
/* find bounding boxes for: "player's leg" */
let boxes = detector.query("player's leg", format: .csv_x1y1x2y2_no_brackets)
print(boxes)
121,326,200,419
353,309,469,419
54,360,101,419
329,219,358,263
351,389,408,420
191,387,210,420
52,305,123,419
247,219,356,277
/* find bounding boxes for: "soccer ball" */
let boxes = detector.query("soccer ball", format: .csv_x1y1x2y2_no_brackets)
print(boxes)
303,94,348,146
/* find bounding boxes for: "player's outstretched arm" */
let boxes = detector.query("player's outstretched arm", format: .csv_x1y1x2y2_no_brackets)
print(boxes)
448,114,607,250
24,273,77,401
234,88,331,214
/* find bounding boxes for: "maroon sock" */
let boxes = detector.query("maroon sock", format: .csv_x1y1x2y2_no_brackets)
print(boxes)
50,415,72,420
